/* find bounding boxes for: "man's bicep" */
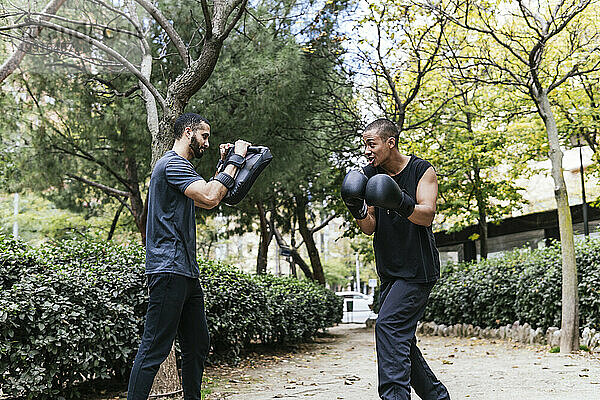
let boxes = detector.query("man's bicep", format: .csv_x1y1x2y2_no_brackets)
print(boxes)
184,179,208,201
416,167,438,209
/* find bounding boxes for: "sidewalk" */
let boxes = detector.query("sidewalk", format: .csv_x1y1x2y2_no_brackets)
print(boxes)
204,323,600,400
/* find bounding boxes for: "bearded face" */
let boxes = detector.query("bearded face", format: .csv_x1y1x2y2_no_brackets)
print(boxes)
187,123,210,159
189,134,204,159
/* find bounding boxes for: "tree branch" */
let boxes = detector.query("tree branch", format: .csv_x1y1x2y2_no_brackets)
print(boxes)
133,0,189,67
310,213,336,235
66,173,130,197
1,20,167,110
0,0,66,83
219,0,248,41
200,0,213,40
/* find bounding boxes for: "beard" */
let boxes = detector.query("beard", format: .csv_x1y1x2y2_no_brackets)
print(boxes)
189,136,204,159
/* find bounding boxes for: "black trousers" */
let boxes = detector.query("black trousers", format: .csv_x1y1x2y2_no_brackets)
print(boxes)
375,279,450,400
127,273,210,400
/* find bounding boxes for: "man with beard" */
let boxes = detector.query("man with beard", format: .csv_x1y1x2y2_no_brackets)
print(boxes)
341,118,450,400
127,113,250,400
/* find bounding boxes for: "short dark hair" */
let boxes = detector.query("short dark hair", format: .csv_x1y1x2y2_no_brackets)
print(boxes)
173,113,210,139
364,118,399,147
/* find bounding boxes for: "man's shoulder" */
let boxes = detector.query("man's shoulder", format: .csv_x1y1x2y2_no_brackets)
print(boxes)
154,151,176,170
155,151,191,174
410,155,434,171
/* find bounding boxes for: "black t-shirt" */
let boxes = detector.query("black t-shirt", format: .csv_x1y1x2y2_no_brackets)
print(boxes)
145,150,204,278
364,155,440,283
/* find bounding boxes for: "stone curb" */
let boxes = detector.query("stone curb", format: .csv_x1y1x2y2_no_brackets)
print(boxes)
416,321,600,351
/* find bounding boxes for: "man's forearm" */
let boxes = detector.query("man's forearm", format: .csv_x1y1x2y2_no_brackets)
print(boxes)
216,164,237,200
356,207,376,235
407,204,435,227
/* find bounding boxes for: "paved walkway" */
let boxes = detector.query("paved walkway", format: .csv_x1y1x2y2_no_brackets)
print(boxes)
204,324,600,400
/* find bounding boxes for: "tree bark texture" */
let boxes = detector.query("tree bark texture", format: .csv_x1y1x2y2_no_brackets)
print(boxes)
256,201,272,274
149,343,181,396
473,164,488,259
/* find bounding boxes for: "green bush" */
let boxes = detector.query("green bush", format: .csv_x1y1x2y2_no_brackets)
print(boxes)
0,235,342,399
424,238,600,331
0,238,147,400
199,261,271,362
257,275,343,344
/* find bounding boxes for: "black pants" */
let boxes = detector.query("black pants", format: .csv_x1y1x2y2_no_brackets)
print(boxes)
375,279,450,400
127,273,210,400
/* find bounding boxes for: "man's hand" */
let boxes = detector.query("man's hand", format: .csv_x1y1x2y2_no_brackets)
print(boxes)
341,170,368,220
220,143,234,160
365,174,415,218
234,139,251,157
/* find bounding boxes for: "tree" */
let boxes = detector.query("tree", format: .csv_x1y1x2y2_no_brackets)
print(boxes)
0,0,248,178
353,0,450,133
428,0,600,353
2,0,249,393
410,55,545,258
191,0,359,281
7,73,150,242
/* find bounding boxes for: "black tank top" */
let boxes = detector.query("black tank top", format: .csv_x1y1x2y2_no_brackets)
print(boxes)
363,155,440,283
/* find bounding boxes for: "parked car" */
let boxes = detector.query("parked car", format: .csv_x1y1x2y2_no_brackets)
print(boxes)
335,291,377,324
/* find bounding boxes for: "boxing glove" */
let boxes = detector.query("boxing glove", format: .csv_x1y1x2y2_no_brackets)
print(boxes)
341,170,368,220
365,174,415,218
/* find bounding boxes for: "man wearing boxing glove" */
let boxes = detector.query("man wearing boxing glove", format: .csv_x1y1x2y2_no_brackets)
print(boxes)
127,113,250,400
341,118,449,400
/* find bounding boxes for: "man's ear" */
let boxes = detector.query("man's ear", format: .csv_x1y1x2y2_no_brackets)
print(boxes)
387,136,396,149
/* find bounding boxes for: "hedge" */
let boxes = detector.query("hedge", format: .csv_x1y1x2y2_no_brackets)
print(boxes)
0,236,342,400
424,238,600,332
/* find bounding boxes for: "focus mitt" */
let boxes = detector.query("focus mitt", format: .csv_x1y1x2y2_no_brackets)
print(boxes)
217,146,273,205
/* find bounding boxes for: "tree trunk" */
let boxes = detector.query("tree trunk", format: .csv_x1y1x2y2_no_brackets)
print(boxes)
473,164,488,259
477,214,488,260
290,248,314,280
149,343,181,397
295,196,326,285
256,201,272,274
124,153,147,244
107,203,124,241
536,89,579,353
151,39,224,168
290,213,297,278
271,218,313,280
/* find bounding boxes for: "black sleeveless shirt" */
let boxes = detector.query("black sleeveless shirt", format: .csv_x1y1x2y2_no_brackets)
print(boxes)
363,155,440,283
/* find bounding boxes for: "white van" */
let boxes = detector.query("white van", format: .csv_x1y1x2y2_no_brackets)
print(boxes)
335,291,378,324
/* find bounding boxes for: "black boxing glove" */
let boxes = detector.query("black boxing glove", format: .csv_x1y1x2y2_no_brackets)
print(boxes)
365,174,415,218
341,170,368,220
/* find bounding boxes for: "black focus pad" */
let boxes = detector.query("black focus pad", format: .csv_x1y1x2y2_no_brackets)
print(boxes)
222,146,273,205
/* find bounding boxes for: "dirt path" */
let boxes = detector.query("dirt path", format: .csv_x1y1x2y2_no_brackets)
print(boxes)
204,324,600,400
